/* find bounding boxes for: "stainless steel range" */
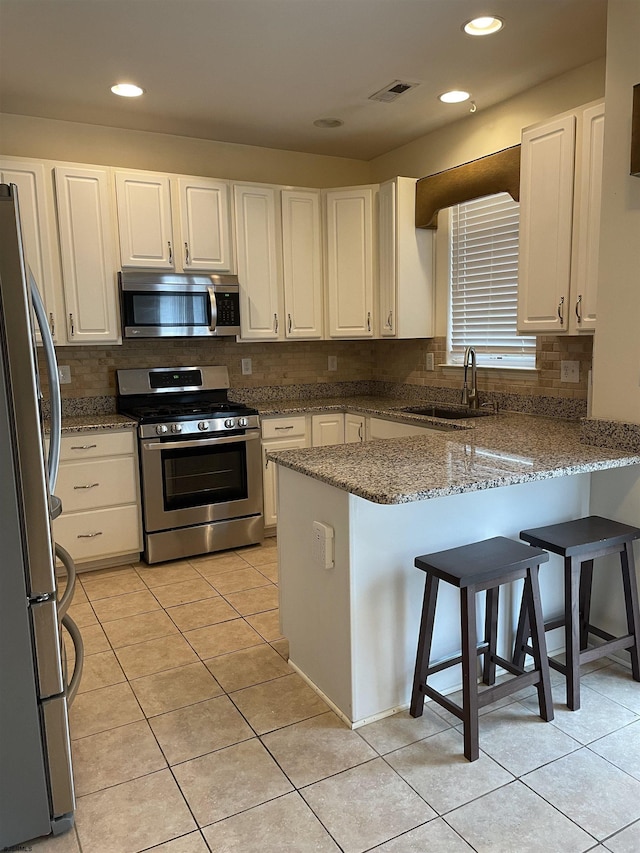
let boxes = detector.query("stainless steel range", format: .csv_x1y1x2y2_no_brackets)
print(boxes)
117,366,263,564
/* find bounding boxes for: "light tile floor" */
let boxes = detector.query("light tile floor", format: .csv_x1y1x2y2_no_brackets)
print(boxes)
23,538,640,852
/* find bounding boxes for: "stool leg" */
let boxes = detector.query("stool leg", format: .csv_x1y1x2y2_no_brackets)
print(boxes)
483,587,499,685
461,585,479,761
621,542,640,681
526,565,554,722
579,559,594,650
410,574,439,718
512,587,531,670
565,556,582,710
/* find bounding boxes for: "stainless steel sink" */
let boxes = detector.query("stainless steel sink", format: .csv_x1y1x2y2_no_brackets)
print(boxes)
400,405,494,420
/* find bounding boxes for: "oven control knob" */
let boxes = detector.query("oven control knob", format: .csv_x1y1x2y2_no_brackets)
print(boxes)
170,423,182,434
224,418,235,429
198,421,209,431
238,417,248,428
156,424,168,435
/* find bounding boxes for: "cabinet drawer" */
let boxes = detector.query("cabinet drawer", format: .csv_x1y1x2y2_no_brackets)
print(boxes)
56,457,138,512
54,505,141,563
60,430,135,461
261,416,307,440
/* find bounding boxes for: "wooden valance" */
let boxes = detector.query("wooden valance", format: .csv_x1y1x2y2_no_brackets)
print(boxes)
415,145,521,229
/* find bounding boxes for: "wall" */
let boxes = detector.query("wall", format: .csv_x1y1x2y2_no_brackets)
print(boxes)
368,59,606,182
591,0,640,424
0,113,369,188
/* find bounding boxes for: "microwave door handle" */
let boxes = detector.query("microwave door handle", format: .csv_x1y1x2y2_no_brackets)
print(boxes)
207,286,218,332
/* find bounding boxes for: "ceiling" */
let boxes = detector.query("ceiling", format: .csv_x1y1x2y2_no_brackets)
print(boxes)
0,0,608,161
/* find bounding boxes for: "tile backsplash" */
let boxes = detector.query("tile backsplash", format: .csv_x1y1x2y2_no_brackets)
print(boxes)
40,333,592,417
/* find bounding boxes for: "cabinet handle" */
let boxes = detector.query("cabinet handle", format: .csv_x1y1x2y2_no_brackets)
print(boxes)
265,457,269,469
68,313,74,337
168,241,173,264
49,312,55,337
387,311,393,330
288,313,292,333
77,531,103,539
73,483,99,490
274,313,279,333
575,294,582,323
358,423,363,440
367,311,371,332
184,242,190,265
557,296,565,324
274,425,294,431
70,444,97,450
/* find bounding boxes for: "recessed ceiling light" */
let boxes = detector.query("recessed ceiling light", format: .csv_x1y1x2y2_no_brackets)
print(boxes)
313,118,344,128
439,90,471,104
463,16,504,36
110,83,145,98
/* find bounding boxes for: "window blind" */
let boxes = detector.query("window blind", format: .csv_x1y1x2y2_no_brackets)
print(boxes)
449,193,535,367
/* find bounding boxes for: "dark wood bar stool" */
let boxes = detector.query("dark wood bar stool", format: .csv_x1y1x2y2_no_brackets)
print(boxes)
514,516,640,711
410,536,554,762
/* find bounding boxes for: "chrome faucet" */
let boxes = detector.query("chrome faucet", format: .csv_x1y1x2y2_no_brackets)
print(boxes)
461,346,479,409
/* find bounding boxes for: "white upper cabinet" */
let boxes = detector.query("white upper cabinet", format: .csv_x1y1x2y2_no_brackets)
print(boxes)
517,101,604,334
281,189,323,339
325,186,376,338
54,166,121,344
234,183,283,341
176,177,233,272
378,177,434,339
0,159,59,342
115,171,174,269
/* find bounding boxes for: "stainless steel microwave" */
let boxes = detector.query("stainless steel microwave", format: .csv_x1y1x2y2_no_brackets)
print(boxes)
119,272,241,338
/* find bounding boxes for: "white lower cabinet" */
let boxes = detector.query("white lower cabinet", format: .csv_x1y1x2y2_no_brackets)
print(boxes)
261,416,309,529
345,413,366,443
53,430,141,565
367,417,433,440
311,413,344,447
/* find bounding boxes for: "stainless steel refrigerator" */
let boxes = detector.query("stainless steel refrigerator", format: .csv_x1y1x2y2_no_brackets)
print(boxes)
0,183,83,847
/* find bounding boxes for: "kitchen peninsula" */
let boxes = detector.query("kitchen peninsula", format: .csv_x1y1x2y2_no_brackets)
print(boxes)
269,410,640,727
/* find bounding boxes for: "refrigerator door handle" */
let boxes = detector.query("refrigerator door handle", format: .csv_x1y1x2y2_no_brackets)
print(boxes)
29,267,61,492
31,598,64,699
55,543,76,620
61,614,84,705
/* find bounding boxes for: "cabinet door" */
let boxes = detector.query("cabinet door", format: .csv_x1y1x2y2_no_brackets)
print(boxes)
262,436,308,527
177,177,233,272
234,184,282,340
326,187,375,338
517,115,576,333
311,413,344,447
345,413,366,444
378,180,396,337
115,171,174,268
54,167,120,343
571,104,604,333
281,189,323,339
0,160,59,342
368,418,430,439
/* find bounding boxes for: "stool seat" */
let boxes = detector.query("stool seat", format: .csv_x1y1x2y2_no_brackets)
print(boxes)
411,536,553,762
520,516,640,558
515,515,640,711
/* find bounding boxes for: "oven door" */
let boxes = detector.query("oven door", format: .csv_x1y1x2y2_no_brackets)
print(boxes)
140,431,262,533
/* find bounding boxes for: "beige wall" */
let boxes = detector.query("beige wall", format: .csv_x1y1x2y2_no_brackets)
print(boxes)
369,59,605,182
0,113,369,187
591,0,640,424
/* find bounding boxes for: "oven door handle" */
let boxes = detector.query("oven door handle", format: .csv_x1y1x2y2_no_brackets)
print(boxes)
142,432,260,452
207,286,218,332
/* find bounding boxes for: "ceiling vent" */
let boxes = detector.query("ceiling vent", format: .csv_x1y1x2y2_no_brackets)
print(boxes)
369,80,419,103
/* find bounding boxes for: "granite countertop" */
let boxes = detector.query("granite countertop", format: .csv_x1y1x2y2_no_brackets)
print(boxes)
58,414,137,434
267,408,640,505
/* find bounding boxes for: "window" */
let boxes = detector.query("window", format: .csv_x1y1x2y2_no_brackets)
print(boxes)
448,192,535,368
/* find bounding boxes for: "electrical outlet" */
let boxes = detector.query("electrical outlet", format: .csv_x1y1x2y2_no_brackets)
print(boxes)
312,520,334,569
241,358,252,376
58,365,71,384
560,360,580,383
328,356,337,371
425,353,435,371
